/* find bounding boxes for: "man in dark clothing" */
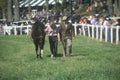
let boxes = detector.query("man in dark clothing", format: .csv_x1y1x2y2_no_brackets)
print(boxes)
60,16,75,57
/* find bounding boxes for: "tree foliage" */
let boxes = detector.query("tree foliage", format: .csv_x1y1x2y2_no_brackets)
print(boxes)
0,0,7,8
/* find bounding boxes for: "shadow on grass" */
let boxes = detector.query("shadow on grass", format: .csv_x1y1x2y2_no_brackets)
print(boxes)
46,53,89,58
72,53,89,57
46,53,63,58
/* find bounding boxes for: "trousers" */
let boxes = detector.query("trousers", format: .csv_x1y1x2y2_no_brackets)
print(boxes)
62,38,72,56
49,36,58,56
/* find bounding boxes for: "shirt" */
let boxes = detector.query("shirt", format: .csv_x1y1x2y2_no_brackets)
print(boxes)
45,25,59,37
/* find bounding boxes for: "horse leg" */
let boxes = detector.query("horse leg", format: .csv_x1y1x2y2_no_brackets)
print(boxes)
34,43,39,58
38,48,44,58
39,39,44,58
38,46,41,58
39,46,44,58
41,49,43,58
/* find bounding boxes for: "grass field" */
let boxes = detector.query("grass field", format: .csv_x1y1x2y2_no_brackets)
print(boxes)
0,35,120,80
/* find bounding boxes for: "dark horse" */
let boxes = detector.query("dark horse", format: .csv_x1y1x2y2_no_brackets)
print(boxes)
31,18,46,58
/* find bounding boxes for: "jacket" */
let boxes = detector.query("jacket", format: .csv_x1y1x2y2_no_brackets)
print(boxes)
60,21,74,40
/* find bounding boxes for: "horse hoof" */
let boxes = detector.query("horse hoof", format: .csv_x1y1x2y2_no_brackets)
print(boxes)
51,54,54,58
36,55,39,58
40,56,43,59
39,55,42,58
41,54,43,58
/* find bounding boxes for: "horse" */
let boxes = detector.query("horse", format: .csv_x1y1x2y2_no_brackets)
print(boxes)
31,19,46,58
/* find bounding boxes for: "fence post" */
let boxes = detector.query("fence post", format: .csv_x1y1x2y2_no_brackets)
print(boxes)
100,26,103,41
105,27,108,42
96,25,99,40
3,26,11,35
74,22,77,36
88,25,90,37
82,24,85,36
116,26,119,44
27,25,29,35
20,26,22,35
111,27,113,43
8,27,11,35
14,26,17,35
92,25,94,39
3,26,6,35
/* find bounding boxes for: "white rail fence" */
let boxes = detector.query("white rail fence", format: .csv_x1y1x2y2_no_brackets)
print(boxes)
2,23,120,44
73,23,120,44
3,25,32,35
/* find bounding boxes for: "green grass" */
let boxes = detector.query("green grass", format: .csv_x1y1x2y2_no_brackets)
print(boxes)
0,35,120,80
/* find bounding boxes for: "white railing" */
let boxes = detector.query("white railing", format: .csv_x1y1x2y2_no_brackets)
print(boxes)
2,23,120,44
73,23,120,44
3,25,32,35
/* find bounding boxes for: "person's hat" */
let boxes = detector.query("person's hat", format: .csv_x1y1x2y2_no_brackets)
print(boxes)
62,16,67,21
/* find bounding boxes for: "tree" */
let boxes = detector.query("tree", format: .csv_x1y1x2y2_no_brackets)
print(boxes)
7,0,12,21
114,0,120,15
13,0,20,21
0,0,7,19
0,0,20,21
45,0,49,18
28,0,31,17
107,0,113,16
46,0,49,12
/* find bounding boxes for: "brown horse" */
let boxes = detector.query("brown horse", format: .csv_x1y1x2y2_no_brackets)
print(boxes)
31,19,46,58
